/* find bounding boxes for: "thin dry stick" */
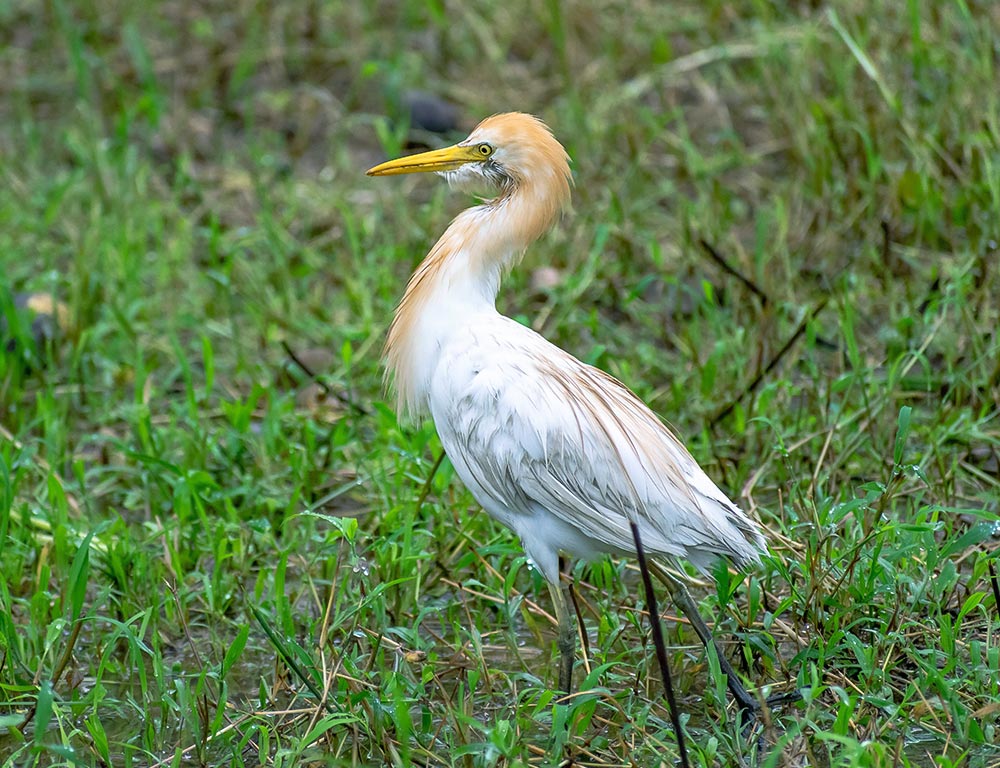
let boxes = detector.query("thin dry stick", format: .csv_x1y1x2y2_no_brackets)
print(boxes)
699,239,770,306
416,450,447,515
989,560,1000,613
280,339,370,416
711,298,829,428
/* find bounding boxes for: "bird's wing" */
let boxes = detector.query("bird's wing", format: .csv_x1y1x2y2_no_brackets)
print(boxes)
433,326,764,572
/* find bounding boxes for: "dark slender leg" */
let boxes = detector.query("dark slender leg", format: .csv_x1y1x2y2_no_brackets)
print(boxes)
548,577,576,694
568,581,591,663
631,522,691,767
648,561,760,713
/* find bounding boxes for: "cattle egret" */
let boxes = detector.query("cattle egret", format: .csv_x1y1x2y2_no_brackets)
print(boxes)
368,113,768,710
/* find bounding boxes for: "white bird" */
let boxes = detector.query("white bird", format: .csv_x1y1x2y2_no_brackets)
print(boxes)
368,113,768,709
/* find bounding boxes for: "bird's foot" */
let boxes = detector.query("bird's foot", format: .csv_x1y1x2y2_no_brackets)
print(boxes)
735,688,805,736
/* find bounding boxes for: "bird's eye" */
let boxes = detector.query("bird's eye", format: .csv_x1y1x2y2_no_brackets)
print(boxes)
476,143,493,157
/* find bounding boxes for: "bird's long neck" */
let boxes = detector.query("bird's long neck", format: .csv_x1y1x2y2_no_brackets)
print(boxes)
385,182,560,416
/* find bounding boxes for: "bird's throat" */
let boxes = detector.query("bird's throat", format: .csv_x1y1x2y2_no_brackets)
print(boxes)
384,182,564,418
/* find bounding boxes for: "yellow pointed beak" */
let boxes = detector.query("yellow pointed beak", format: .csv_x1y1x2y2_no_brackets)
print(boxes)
367,144,484,176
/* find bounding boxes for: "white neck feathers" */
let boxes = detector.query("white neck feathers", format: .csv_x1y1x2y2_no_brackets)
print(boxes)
385,178,566,417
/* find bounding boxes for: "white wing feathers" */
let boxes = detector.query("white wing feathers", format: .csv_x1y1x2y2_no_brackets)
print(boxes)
431,320,766,579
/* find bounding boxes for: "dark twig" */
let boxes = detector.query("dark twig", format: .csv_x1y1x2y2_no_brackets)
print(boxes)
989,559,1000,613
699,239,770,307
281,339,371,416
710,298,829,428
281,339,331,394
630,521,690,768
416,450,447,516
916,276,942,315
880,219,891,266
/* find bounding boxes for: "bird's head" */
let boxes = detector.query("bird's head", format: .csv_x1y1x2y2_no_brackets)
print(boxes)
367,112,571,203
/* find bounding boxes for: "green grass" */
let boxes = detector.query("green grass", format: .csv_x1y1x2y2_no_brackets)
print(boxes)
1,0,999,765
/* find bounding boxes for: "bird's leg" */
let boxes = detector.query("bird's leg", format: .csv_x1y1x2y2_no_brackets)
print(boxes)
549,563,576,695
658,568,804,729
567,579,591,663
670,577,760,713
648,562,760,714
